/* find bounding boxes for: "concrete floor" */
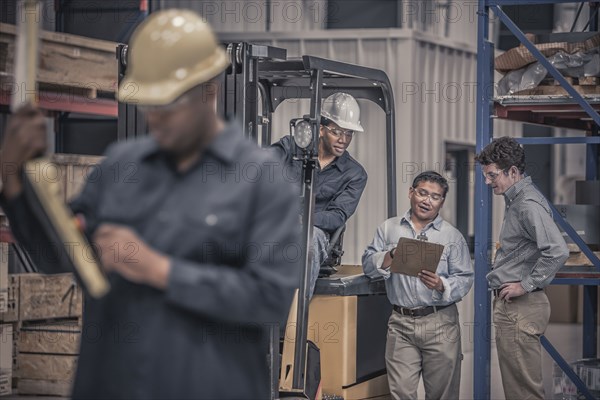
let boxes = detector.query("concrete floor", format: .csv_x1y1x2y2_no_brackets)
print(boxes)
4,324,594,400
457,323,590,400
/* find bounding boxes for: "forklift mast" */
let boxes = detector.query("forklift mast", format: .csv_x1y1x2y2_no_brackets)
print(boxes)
117,42,397,400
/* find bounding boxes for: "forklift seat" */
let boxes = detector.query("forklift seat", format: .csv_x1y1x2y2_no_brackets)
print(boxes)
319,224,346,277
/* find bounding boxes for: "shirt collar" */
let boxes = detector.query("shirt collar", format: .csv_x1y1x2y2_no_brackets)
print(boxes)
503,175,531,204
140,123,240,165
401,209,444,231
330,151,350,172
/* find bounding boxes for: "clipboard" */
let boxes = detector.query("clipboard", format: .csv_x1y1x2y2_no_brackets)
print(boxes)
390,237,444,277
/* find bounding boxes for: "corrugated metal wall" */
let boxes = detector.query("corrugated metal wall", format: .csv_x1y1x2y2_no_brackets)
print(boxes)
153,0,325,31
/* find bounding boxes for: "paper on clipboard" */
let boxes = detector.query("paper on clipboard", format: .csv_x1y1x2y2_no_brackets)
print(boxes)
390,237,444,277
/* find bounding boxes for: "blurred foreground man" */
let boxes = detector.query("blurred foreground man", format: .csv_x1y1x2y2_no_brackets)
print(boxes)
476,137,568,400
0,10,299,399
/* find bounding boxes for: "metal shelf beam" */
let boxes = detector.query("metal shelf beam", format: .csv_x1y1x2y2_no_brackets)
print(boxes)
475,1,600,398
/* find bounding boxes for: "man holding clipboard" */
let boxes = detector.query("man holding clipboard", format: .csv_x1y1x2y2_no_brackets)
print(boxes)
362,171,473,400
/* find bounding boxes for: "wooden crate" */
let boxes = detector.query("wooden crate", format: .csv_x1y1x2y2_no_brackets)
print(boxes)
0,22,117,96
0,276,18,323
15,320,80,397
17,378,72,397
50,154,104,202
17,354,77,382
14,273,83,322
18,321,81,355
0,371,11,397
0,324,13,375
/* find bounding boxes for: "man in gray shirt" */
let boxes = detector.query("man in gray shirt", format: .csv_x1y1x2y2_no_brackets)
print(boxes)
0,10,299,399
362,171,473,399
475,137,568,400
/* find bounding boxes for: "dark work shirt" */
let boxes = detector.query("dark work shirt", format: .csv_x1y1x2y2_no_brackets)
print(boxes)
1,124,300,399
271,136,368,233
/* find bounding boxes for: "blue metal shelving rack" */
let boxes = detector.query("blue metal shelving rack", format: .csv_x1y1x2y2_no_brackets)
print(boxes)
475,1,600,399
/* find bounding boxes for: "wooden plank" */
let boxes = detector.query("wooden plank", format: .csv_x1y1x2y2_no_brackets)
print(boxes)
16,273,83,322
0,324,13,375
19,321,80,355
579,76,600,86
0,22,118,94
515,84,600,96
17,378,72,397
17,353,76,381
564,251,600,267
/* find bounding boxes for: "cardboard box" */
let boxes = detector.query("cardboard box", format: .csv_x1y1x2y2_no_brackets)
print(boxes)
15,273,83,322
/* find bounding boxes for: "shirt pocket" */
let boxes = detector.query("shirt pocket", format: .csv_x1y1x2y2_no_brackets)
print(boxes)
182,210,244,264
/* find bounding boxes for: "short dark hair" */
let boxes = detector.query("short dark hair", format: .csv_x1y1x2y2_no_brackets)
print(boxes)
412,171,449,198
475,136,526,174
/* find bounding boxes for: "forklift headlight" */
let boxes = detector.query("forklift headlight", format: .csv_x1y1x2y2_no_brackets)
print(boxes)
293,120,312,149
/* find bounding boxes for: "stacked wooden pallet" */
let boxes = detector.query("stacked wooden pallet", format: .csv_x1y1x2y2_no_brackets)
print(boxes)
0,154,101,396
515,76,600,96
0,273,83,397
0,22,118,101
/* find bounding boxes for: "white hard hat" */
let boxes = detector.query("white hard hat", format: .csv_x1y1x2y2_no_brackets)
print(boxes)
321,92,364,132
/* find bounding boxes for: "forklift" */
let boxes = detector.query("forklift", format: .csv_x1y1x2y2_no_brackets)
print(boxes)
117,42,398,400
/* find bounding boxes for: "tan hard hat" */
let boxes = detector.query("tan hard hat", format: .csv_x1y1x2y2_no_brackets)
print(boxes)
321,92,364,132
117,9,229,105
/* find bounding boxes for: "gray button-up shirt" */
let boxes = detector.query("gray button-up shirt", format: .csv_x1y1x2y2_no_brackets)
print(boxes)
1,124,300,399
487,176,569,292
362,210,473,308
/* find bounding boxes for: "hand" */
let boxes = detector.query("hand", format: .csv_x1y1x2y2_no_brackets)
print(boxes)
498,282,526,302
381,247,395,271
418,270,444,292
0,105,47,199
93,224,170,290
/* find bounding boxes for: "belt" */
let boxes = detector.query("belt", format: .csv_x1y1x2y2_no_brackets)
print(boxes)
492,287,543,297
393,303,452,318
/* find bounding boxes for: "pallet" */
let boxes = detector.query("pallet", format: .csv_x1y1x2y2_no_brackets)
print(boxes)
0,22,118,95
515,84,600,96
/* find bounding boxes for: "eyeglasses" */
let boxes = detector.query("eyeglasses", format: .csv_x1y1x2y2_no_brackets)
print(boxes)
137,92,194,114
482,169,506,182
323,125,354,139
412,188,444,203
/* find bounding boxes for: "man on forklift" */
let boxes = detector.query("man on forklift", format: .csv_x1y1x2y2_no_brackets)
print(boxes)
271,92,368,297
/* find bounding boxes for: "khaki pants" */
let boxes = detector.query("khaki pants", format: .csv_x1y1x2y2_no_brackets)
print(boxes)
385,304,462,400
493,291,550,400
